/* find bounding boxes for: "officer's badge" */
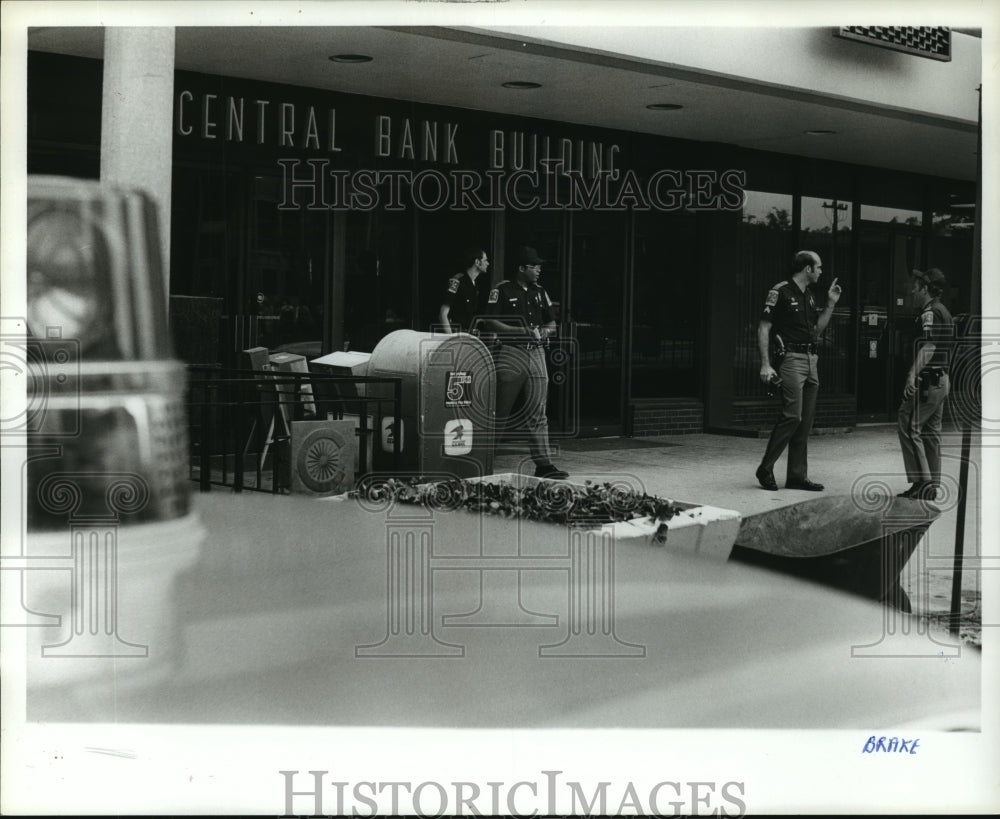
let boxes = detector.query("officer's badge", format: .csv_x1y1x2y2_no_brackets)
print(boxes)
765,289,779,308
487,289,499,304
447,278,460,294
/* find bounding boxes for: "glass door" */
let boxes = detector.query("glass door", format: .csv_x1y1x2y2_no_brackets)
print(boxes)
856,222,923,420
567,210,627,436
246,173,330,357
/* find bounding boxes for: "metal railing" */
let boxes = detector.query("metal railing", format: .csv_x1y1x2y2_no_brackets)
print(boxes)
186,365,402,493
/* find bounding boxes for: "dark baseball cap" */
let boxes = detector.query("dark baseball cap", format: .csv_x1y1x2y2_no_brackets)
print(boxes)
518,246,544,266
912,267,948,287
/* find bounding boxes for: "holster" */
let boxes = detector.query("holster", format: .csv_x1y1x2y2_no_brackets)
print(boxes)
771,333,786,367
919,368,944,388
917,368,943,403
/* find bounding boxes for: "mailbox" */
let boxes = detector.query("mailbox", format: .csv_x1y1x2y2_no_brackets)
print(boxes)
366,330,496,478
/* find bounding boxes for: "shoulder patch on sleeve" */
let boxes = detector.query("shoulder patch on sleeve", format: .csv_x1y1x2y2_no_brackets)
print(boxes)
765,288,780,308
921,310,934,330
487,288,499,304
446,277,460,294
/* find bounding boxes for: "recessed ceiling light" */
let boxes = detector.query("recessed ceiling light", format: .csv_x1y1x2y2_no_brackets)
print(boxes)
502,81,542,89
804,129,837,135
329,54,373,64
646,103,684,111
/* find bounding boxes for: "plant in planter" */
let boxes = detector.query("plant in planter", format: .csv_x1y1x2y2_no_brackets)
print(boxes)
351,476,678,525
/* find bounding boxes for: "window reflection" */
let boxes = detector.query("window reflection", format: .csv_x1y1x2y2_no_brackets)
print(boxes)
859,205,922,225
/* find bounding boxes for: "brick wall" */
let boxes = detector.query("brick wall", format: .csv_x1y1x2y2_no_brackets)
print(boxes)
629,396,861,437
629,399,704,436
732,396,856,430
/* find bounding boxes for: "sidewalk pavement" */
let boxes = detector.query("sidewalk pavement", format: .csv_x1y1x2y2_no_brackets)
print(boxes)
495,423,988,619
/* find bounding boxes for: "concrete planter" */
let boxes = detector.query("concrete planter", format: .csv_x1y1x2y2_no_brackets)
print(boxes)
732,494,940,610
463,473,742,561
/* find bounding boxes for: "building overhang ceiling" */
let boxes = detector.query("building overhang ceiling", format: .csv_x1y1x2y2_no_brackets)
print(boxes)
26,24,980,182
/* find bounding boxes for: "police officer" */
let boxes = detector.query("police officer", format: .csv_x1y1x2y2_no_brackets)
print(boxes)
438,246,489,334
897,267,953,500
755,250,842,491
484,246,568,480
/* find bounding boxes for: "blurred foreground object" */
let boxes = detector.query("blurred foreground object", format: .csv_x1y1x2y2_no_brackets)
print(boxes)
29,490,980,730
22,176,204,689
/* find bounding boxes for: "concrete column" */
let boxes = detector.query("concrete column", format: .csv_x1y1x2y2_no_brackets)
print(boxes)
100,28,175,300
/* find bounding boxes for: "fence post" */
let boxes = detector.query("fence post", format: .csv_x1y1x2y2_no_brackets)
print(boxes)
199,388,211,493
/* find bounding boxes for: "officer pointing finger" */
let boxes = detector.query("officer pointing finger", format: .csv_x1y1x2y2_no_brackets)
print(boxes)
755,250,840,492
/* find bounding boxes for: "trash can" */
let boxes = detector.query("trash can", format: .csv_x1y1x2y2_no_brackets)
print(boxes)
366,330,496,478
309,350,372,418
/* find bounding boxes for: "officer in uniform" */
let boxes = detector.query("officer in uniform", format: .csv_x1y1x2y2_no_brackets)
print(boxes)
484,246,568,480
438,246,489,334
897,267,953,500
755,250,842,491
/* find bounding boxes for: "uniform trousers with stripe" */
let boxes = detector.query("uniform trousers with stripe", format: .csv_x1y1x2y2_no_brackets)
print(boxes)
759,352,819,483
493,344,553,467
897,374,949,486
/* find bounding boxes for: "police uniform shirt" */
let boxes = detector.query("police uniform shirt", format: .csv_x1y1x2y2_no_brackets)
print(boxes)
441,272,484,332
761,280,818,346
486,279,555,341
915,298,953,370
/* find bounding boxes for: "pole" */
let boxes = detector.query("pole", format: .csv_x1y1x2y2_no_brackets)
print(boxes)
949,85,982,637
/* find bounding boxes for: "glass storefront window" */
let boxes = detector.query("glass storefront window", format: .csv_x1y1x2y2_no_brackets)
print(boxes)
345,209,414,353
859,204,922,225
245,174,328,357
170,165,242,306
930,208,975,314
631,209,700,398
734,190,793,397
932,209,976,236
416,209,492,334
570,210,627,432
801,197,852,394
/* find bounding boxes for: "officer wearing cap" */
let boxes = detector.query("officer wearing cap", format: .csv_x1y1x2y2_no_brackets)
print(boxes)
438,246,489,334
484,246,568,480
755,250,842,492
897,267,953,500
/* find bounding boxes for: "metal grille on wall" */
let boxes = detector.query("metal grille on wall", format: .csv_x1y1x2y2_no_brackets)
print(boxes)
835,27,952,62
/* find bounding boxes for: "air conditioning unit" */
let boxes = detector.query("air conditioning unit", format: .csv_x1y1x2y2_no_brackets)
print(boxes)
289,419,357,495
